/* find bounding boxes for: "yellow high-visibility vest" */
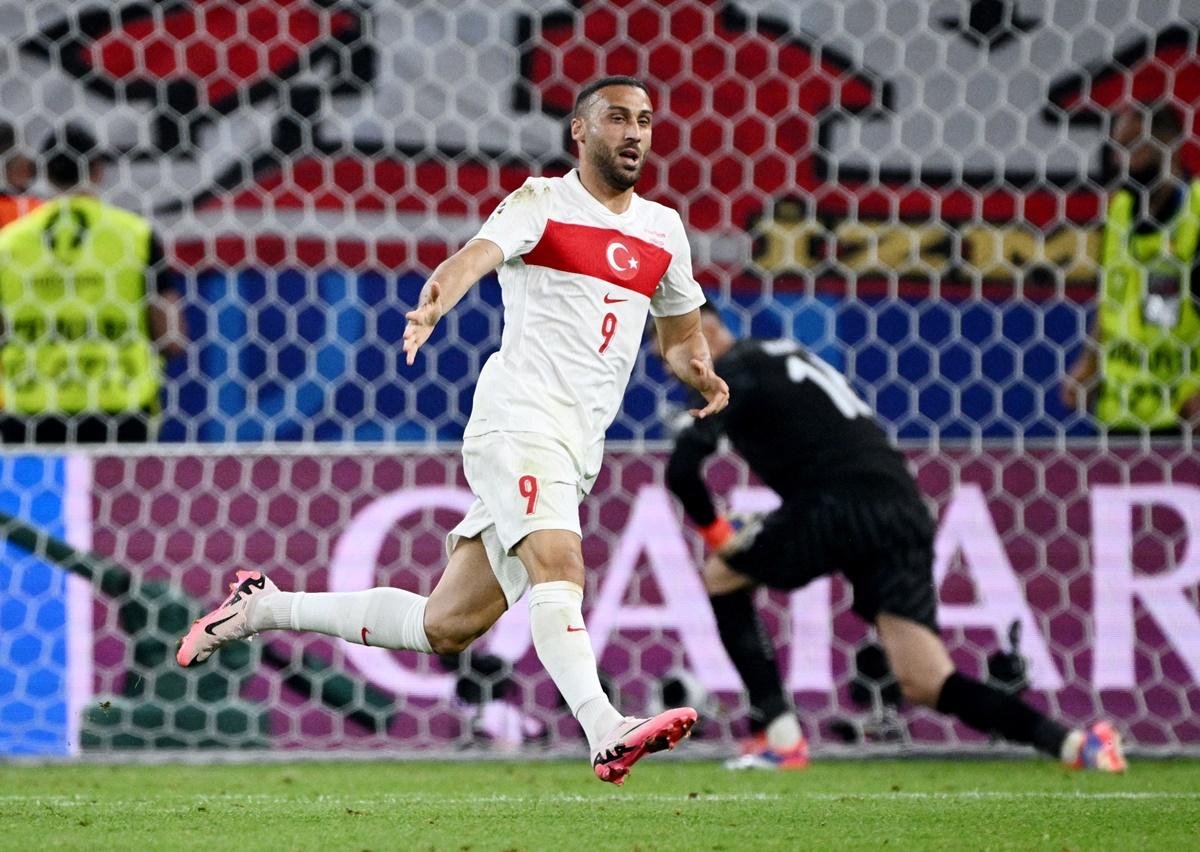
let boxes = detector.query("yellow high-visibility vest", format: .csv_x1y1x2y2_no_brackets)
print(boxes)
1096,181,1200,430
0,195,161,415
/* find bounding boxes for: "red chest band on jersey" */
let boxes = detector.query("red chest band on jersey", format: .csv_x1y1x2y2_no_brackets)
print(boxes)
523,220,672,298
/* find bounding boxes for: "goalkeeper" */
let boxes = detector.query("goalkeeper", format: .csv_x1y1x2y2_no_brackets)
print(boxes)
661,303,1125,772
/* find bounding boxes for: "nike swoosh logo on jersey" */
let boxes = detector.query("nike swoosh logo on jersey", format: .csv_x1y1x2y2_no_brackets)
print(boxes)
204,613,238,636
566,625,587,633
603,294,628,304
361,627,371,646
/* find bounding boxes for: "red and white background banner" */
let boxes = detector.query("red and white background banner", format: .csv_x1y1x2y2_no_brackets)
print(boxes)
6,0,1199,276
64,446,1199,753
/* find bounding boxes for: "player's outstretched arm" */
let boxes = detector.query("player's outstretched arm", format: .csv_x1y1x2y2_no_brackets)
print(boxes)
666,417,724,532
654,309,730,418
403,238,504,365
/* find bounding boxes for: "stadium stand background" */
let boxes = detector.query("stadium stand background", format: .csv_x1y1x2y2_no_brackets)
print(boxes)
11,0,1198,442
0,0,1197,757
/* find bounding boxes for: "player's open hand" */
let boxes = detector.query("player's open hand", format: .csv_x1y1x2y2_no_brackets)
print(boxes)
403,281,443,366
687,357,729,418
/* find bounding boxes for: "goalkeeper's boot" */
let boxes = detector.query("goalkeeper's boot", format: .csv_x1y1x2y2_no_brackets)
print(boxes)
176,570,278,667
724,731,809,770
1071,721,1127,773
592,707,697,786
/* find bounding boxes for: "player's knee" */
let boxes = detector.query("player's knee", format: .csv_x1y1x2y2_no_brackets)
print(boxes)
702,555,750,596
518,535,586,587
423,611,479,655
701,563,725,595
894,669,940,708
425,624,476,655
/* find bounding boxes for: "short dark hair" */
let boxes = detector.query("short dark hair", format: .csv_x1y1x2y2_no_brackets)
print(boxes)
40,123,100,188
572,76,652,119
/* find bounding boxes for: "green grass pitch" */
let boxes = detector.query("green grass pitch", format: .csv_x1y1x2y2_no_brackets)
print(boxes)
2,758,1197,850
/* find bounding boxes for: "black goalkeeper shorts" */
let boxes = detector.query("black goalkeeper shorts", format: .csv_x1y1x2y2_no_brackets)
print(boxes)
722,485,939,632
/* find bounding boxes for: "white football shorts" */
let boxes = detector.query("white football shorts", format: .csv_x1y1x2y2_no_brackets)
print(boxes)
446,430,587,606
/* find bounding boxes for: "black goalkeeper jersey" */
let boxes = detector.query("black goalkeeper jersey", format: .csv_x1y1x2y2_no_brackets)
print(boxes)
666,338,917,527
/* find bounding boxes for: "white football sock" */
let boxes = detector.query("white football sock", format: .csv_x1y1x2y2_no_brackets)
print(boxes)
249,589,433,653
766,712,803,750
528,580,622,750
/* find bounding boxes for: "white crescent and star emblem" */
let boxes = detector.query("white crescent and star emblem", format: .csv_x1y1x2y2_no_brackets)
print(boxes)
605,240,640,281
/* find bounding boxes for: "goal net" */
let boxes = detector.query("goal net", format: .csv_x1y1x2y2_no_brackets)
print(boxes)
0,0,1197,757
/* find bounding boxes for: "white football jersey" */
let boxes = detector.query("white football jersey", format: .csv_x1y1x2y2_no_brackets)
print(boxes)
466,169,704,477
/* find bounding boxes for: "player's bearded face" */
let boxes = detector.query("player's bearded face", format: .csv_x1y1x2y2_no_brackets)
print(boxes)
580,87,653,191
589,133,646,190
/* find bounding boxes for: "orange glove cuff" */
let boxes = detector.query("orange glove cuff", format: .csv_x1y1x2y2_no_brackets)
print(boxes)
699,516,735,551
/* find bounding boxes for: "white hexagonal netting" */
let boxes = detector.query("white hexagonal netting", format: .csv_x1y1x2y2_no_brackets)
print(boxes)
0,0,1196,757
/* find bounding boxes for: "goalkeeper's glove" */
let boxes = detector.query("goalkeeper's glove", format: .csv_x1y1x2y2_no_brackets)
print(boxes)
698,513,763,555
698,516,736,551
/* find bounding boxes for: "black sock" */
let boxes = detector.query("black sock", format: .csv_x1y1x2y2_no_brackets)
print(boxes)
709,590,789,731
935,672,1069,757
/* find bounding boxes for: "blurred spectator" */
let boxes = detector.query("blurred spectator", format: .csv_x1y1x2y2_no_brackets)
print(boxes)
0,121,39,227
1062,104,1200,433
0,123,186,443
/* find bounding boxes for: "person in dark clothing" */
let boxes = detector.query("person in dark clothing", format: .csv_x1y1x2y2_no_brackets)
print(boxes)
1061,104,1200,433
661,303,1126,772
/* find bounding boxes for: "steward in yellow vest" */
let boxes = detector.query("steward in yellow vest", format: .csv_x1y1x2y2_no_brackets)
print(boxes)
1094,182,1200,430
0,124,184,444
1063,106,1200,433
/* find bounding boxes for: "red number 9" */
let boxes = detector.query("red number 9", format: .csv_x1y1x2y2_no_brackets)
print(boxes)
599,312,618,354
518,474,538,515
